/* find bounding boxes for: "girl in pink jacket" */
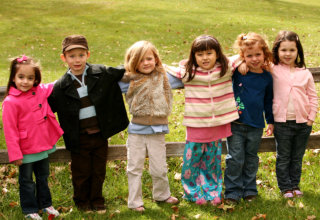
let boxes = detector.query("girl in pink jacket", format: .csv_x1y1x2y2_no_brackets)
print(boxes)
271,31,318,198
2,55,63,220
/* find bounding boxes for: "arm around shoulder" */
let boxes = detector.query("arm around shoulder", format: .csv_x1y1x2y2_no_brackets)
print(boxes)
105,64,126,81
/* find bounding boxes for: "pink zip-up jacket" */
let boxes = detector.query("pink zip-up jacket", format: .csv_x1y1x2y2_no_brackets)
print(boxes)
272,64,318,123
2,84,64,162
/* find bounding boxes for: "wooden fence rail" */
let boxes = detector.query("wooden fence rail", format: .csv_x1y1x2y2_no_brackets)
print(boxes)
0,135,320,164
0,68,319,164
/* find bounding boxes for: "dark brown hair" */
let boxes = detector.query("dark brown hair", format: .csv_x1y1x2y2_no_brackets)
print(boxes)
6,56,41,96
272,30,305,68
184,35,228,82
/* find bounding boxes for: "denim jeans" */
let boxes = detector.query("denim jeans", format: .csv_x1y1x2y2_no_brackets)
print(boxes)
274,121,312,193
224,122,263,201
19,158,52,214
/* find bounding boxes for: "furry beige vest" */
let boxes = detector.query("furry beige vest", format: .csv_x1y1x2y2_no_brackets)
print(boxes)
123,70,173,125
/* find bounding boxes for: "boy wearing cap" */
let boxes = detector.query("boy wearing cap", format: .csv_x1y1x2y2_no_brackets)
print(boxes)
48,35,129,213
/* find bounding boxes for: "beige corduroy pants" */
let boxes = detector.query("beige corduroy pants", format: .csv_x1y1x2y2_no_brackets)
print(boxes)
126,133,171,208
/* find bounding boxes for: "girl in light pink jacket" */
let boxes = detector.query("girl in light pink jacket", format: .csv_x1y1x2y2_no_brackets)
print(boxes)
2,55,63,220
271,31,318,198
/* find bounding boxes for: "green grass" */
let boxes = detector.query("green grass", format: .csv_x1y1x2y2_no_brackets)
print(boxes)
0,0,320,219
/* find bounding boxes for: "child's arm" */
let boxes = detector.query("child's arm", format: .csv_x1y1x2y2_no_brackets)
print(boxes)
2,101,24,163
264,76,274,135
167,72,184,89
12,159,23,166
163,63,185,80
118,80,129,93
238,62,249,75
228,55,243,72
265,124,274,136
106,65,126,82
306,70,318,125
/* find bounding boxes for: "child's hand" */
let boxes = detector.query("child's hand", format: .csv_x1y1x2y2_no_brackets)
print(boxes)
265,124,274,136
307,120,314,126
12,159,22,166
238,62,249,75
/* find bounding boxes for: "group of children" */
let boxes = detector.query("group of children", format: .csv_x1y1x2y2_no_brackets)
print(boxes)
2,30,318,219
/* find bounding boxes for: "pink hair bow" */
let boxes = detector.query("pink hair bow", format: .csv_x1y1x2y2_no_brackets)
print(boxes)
17,55,28,63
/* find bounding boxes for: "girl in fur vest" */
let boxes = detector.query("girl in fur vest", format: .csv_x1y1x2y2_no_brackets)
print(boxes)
120,41,179,212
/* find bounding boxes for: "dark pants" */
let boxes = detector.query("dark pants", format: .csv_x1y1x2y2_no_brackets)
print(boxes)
71,132,108,210
274,121,312,193
224,122,263,201
19,158,52,214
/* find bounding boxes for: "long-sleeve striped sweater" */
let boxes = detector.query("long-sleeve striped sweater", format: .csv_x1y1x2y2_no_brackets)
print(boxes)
165,58,239,128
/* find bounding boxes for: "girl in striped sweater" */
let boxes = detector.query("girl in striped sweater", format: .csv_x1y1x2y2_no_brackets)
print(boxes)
165,35,240,206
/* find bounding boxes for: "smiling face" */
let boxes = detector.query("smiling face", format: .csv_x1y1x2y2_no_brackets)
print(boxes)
13,64,36,92
243,43,265,73
278,40,298,67
195,49,217,70
61,48,90,75
137,49,156,74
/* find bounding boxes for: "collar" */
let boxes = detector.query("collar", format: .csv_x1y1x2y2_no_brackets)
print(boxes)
8,86,37,96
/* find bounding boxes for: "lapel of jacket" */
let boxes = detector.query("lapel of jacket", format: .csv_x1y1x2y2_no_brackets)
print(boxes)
60,73,80,100
86,64,100,94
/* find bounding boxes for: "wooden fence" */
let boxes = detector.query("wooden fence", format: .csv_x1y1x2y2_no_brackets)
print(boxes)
0,68,319,164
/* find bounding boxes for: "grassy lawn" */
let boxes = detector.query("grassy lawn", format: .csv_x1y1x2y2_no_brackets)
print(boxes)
0,0,320,219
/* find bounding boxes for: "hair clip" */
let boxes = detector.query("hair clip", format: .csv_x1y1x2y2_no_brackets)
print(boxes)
242,35,247,40
296,36,299,41
17,55,28,63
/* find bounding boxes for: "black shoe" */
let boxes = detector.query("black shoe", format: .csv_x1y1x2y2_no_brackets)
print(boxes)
224,198,238,205
244,195,257,202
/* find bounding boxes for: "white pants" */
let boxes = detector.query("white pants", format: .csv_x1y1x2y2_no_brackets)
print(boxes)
126,133,171,208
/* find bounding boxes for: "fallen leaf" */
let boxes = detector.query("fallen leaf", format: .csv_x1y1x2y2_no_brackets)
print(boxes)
306,215,316,220
299,202,304,209
174,173,181,180
217,204,234,212
9,201,18,208
194,214,201,219
2,187,8,194
251,213,267,220
256,180,263,185
171,205,179,213
287,200,295,207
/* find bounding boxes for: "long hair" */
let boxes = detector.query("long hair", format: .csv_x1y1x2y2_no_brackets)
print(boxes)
234,32,273,71
6,55,41,96
272,30,305,68
185,35,228,82
124,40,165,75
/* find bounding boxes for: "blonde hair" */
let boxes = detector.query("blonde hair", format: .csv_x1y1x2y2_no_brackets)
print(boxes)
124,40,165,75
234,32,273,71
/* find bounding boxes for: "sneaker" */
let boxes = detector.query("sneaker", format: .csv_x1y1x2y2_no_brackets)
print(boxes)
293,189,303,197
224,198,238,205
43,206,59,217
25,213,42,220
195,197,207,205
210,197,221,206
283,191,294,198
